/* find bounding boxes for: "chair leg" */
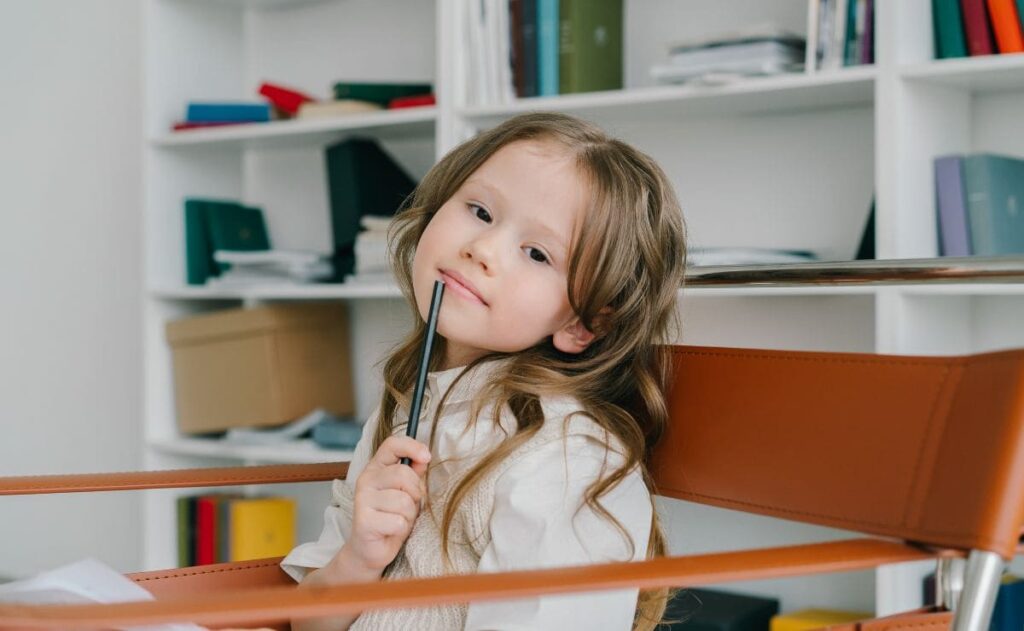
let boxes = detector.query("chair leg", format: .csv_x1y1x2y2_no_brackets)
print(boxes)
950,550,1005,631
936,557,965,610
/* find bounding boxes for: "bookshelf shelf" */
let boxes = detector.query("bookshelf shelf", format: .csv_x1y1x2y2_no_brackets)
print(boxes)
900,54,1024,92
461,67,876,127
150,437,353,465
151,281,403,302
150,107,437,150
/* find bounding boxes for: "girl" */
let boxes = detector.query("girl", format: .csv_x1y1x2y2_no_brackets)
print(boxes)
281,112,687,630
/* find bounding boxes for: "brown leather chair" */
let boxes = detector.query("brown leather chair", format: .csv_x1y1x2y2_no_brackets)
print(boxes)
2,344,1023,630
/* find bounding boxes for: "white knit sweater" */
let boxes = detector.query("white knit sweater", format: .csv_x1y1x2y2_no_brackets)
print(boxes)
282,360,652,630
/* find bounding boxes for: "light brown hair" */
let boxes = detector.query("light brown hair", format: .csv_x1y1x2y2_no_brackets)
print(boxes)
376,112,687,629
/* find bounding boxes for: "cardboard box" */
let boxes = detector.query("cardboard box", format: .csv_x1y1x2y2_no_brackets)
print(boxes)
166,304,354,434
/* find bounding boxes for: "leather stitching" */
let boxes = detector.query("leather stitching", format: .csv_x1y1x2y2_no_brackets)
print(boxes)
132,559,282,583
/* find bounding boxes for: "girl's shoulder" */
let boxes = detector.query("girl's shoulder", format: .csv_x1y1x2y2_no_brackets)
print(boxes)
530,394,628,459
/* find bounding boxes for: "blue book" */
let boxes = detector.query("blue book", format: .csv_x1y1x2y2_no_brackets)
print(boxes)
537,0,559,96
962,154,1024,256
991,575,1024,631
186,102,271,123
934,155,971,256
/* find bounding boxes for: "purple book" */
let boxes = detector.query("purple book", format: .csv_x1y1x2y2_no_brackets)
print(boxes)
935,155,971,256
860,0,874,64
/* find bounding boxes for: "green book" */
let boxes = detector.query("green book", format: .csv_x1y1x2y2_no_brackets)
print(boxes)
176,495,197,567
203,202,271,272
962,154,1024,256
324,138,417,279
184,200,215,285
558,0,622,94
932,0,968,59
662,588,778,631
331,82,432,106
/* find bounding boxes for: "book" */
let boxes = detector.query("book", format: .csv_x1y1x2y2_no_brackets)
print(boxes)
296,99,382,119
324,138,417,279
176,495,197,567
185,102,271,123
184,199,216,285
961,0,996,55
229,497,296,561
194,495,221,565
933,0,969,58
172,121,246,131
388,94,436,109
962,153,1024,255
860,0,875,63
986,0,1024,52
521,0,539,96
558,0,622,94
991,574,1024,631
258,82,315,116
661,588,779,630
855,198,875,260
331,82,432,106
204,203,271,268
770,609,871,631
934,155,971,256
537,0,560,96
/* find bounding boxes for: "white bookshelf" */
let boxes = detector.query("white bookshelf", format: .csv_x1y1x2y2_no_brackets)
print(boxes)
142,0,1024,618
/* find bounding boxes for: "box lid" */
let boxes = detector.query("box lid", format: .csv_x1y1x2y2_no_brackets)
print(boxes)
166,304,346,346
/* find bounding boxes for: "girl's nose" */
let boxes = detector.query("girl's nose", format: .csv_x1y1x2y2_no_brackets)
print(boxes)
461,232,501,273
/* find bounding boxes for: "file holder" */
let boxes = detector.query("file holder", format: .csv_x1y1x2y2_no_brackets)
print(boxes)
2,344,1023,631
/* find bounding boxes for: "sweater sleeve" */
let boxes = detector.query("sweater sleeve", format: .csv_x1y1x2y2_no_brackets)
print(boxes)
464,432,653,631
279,405,381,582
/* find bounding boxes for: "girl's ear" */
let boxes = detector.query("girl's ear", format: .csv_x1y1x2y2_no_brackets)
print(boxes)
552,308,612,355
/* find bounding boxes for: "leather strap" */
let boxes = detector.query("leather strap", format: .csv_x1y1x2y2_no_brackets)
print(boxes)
0,539,956,629
0,462,347,496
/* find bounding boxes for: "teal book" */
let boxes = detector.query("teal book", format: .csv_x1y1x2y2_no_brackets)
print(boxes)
933,0,968,58
203,202,271,271
558,0,622,94
331,82,431,106
962,154,1024,256
537,0,560,96
184,200,216,285
662,588,779,630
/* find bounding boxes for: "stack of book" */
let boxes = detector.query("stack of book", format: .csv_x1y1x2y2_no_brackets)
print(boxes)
934,153,1024,257
298,81,434,120
176,494,295,566
651,26,806,86
351,215,394,282
806,0,875,72
210,250,333,287
469,0,623,105
933,0,1024,58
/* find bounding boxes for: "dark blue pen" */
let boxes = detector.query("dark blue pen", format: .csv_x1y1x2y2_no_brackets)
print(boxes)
400,279,445,466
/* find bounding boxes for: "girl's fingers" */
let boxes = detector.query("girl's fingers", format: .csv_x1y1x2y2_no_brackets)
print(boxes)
366,488,420,525
369,510,410,537
366,463,425,501
372,435,431,469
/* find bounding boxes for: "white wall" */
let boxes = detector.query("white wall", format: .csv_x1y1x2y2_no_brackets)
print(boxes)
0,0,142,578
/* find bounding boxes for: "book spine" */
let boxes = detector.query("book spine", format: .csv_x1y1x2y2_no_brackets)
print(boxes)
195,496,217,565
844,0,860,64
861,0,875,63
537,0,559,96
934,156,971,256
510,0,525,97
961,0,997,54
186,103,271,123
963,156,995,255
933,0,969,58
557,0,574,93
986,0,1024,52
522,0,539,96
184,200,213,285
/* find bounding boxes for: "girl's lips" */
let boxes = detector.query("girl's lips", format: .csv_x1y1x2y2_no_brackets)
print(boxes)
440,271,487,305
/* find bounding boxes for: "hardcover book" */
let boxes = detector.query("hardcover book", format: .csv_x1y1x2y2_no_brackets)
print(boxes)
987,0,1024,52
960,0,996,55
331,82,432,106
185,102,271,123
933,0,968,58
229,497,296,561
537,0,560,96
558,0,623,94
935,155,971,256
962,153,1024,255
661,588,778,631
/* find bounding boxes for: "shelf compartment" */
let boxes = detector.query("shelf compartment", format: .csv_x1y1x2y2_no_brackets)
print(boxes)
151,437,353,465
150,107,437,150
900,54,1024,92
460,68,876,127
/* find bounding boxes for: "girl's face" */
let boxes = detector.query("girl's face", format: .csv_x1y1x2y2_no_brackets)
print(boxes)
412,139,596,369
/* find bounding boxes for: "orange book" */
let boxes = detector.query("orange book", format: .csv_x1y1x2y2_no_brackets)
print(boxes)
987,0,1024,52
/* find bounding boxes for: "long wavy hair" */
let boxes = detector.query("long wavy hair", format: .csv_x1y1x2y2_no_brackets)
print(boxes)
375,112,687,630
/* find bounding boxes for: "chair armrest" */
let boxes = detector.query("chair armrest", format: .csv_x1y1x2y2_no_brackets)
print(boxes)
0,463,347,495
0,538,956,629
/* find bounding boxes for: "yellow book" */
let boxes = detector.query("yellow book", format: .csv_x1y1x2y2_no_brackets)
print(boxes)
770,609,873,631
228,496,296,562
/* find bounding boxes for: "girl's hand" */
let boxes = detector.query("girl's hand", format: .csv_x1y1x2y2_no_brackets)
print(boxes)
334,435,431,578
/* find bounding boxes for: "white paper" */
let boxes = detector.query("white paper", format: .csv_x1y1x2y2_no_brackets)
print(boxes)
0,558,203,631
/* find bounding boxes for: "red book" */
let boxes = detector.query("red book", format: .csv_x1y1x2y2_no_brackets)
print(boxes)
258,82,315,116
387,94,436,109
195,496,220,565
986,0,1024,52
961,0,997,55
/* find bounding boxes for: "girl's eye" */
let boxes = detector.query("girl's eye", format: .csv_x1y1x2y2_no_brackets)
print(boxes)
525,247,549,264
470,204,492,223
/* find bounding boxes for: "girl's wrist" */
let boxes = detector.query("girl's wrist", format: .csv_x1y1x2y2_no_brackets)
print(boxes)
323,544,384,584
